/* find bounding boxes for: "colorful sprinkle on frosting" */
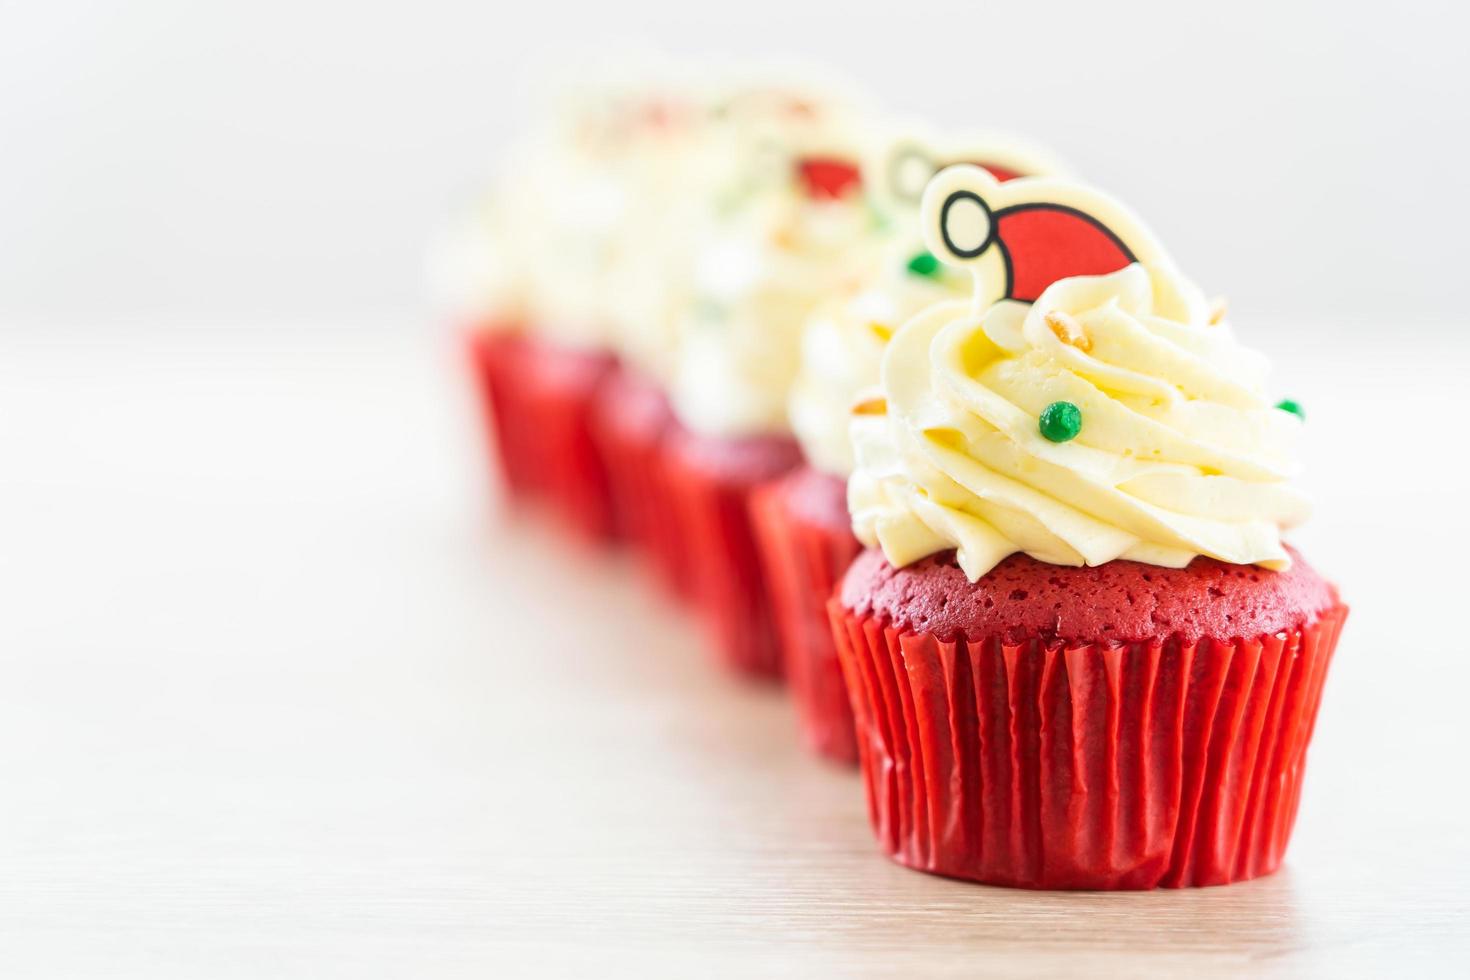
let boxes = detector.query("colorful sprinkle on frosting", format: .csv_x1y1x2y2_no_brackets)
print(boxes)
906,251,941,279
1039,400,1083,443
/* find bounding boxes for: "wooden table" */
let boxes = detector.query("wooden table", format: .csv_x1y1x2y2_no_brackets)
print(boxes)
0,324,1465,977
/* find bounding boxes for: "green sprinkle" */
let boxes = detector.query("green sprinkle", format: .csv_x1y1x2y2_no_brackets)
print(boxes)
1039,401,1082,443
906,250,941,278
1275,399,1305,420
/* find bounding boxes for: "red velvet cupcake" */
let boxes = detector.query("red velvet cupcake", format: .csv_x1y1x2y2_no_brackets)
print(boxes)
466,327,540,501
748,267,949,756
450,95,636,541
586,97,715,593
831,166,1346,888
665,429,803,677
514,337,618,544
751,135,1058,762
751,466,862,757
443,196,544,507
657,89,880,678
590,366,694,597
831,548,1345,889
464,327,617,546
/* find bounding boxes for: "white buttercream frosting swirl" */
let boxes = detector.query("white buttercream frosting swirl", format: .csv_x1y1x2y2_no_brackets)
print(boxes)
672,195,881,436
668,95,884,437
789,244,967,475
849,263,1310,580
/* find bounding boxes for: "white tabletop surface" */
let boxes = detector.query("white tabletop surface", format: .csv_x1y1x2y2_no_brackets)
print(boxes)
0,322,1466,978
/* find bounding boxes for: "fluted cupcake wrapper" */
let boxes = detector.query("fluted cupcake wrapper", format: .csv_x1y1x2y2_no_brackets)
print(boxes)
750,478,863,763
828,598,1347,889
662,435,801,679
507,339,618,544
466,330,541,500
590,370,695,602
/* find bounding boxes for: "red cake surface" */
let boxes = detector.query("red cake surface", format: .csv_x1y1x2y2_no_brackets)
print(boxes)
594,365,674,440
778,465,851,533
669,428,804,484
841,545,1337,645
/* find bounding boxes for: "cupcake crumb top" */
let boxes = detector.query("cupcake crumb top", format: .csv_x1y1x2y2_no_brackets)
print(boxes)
841,545,1338,645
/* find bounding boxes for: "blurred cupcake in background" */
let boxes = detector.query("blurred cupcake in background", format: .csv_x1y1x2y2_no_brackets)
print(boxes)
752,131,1064,762
448,83,645,542
590,79,720,599
439,143,542,502
660,79,884,678
502,90,640,543
831,165,1345,889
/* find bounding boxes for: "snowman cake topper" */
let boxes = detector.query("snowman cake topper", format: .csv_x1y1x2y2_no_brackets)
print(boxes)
919,165,1175,310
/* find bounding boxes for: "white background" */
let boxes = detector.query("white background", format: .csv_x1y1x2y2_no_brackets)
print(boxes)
1,0,1467,326
3,3,1470,977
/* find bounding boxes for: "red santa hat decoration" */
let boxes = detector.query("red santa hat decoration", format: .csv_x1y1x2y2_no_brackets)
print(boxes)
882,134,1066,207
920,165,1176,309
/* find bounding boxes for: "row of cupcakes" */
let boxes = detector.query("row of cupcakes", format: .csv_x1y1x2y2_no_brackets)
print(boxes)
448,66,1346,890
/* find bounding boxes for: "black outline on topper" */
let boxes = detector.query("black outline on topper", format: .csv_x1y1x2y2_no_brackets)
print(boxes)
941,189,1140,301
939,190,996,259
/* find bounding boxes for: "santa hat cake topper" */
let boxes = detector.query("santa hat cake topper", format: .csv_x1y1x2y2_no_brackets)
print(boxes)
796,155,863,200
701,72,876,208
711,105,869,211
882,133,1067,207
919,165,1175,310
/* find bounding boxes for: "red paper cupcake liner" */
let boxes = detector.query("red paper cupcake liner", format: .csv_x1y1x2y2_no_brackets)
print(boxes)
829,598,1347,889
662,431,803,678
751,469,863,763
513,338,619,544
589,367,695,601
465,329,540,500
